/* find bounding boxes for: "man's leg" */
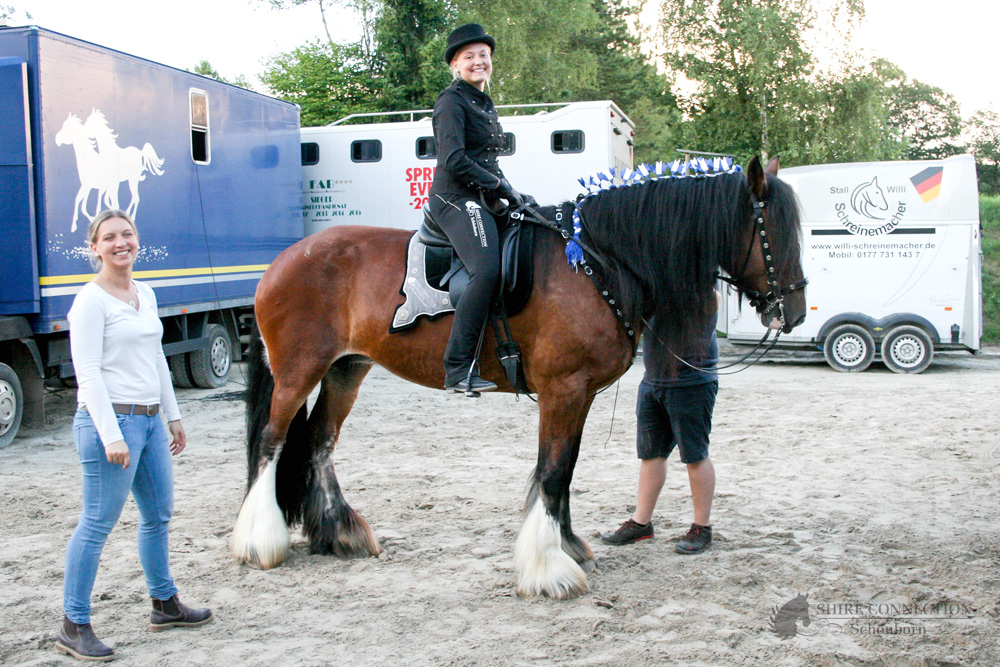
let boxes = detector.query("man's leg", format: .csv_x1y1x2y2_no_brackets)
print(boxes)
633,457,667,525
686,456,715,527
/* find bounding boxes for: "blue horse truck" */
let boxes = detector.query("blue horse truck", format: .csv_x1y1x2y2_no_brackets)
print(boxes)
0,26,303,447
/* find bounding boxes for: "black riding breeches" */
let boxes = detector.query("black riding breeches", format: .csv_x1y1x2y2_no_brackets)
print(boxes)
429,194,501,384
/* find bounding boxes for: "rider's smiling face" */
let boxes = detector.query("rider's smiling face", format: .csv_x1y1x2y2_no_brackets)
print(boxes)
451,42,492,91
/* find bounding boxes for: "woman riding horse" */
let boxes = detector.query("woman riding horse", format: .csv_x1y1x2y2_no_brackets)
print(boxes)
231,155,807,599
430,23,535,394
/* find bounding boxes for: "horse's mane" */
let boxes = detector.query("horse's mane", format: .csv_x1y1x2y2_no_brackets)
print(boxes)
562,171,800,352
84,109,117,141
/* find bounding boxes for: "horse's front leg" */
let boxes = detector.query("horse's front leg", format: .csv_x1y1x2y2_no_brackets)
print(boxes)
514,385,594,599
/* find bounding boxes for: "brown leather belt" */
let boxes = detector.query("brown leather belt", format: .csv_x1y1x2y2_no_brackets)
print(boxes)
112,403,160,416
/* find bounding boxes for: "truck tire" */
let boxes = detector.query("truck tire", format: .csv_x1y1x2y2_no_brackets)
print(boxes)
169,353,195,388
823,324,875,373
188,324,232,388
881,325,933,374
0,363,24,448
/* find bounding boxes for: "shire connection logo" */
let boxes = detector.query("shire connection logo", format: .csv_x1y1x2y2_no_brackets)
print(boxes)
830,167,943,237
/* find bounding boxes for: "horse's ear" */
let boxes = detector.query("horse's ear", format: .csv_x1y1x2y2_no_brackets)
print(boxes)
765,155,780,177
747,156,769,199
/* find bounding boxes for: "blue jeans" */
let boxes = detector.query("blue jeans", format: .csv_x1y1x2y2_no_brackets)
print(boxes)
63,409,178,623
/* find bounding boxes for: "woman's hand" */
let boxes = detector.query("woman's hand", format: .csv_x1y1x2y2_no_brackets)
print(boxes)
168,420,187,455
497,179,524,206
105,439,130,468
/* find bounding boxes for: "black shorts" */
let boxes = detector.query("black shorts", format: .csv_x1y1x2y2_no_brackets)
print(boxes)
635,380,718,463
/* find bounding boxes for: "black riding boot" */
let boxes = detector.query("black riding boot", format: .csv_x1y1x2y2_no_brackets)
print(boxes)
149,595,214,631
54,615,114,662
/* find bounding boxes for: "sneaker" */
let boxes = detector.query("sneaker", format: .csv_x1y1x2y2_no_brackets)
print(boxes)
445,376,498,393
600,519,654,545
675,523,712,554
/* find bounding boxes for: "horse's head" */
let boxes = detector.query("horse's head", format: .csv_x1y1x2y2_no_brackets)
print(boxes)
851,176,888,218
730,156,808,334
83,109,116,141
54,113,83,146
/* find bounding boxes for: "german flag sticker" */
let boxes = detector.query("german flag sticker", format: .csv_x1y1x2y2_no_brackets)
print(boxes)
910,166,943,203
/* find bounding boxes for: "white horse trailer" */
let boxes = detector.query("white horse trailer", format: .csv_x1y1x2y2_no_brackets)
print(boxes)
300,101,635,234
720,154,982,374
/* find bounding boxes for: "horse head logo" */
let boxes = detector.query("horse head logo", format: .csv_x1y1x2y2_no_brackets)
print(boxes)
850,176,889,220
55,108,165,233
769,593,811,640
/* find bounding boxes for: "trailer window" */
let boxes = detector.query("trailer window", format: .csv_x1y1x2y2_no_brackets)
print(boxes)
351,139,382,163
302,142,320,166
501,132,516,156
190,89,210,164
551,130,584,154
416,136,436,159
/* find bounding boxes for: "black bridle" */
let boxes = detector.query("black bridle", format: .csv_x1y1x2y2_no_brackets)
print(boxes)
715,195,808,333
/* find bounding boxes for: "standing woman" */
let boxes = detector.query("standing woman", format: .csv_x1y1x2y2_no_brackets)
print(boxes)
56,209,211,661
429,23,533,393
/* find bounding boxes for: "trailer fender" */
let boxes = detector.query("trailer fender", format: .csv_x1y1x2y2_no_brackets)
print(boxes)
816,313,878,343
868,314,939,344
816,313,939,344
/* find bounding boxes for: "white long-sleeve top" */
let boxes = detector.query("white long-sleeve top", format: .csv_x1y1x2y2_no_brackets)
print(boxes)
68,280,182,446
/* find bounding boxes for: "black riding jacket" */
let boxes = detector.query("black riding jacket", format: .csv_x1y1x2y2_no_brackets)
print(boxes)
429,79,507,198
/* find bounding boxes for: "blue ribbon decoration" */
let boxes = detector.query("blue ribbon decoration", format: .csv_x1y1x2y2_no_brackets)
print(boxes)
565,157,743,266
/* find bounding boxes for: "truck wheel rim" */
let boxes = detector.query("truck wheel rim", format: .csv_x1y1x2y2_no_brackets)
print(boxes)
890,336,923,367
211,338,230,377
0,382,14,434
835,336,865,364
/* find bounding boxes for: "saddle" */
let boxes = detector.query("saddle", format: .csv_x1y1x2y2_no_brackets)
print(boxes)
390,204,537,394
390,205,536,333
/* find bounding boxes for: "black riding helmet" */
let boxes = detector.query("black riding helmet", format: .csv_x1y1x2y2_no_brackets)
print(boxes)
444,23,496,63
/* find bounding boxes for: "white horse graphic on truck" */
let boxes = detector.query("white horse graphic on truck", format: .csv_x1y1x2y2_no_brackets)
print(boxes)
55,109,165,232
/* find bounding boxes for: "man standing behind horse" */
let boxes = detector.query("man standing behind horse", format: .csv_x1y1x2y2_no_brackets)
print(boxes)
600,291,721,554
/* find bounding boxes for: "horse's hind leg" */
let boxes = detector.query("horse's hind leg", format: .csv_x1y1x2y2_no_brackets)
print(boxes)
515,386,594,599
303,356,380,557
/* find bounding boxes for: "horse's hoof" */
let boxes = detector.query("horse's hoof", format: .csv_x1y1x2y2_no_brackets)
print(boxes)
231,459,291,569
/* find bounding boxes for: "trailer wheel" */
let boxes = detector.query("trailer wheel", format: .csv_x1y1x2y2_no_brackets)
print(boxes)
169,353,195,388
0,363,24,449
188,324,232,388
823,324,875,372
881,325,934,374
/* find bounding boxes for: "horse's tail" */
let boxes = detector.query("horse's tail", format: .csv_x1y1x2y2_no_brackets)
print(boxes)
245,318,311,526
141,143,165,176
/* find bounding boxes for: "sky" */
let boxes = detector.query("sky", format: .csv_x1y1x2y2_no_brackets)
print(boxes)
8,0,999,118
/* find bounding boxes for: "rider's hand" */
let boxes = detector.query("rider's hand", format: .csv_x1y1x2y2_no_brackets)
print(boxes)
521,192,538,208
497,179,524,207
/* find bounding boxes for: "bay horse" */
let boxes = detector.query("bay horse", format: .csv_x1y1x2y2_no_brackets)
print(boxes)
231,156,807,599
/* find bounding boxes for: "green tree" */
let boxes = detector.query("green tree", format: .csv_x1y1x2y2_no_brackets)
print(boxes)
372,0,450,109
660,0,821,162
569,0,683,163
450,0,601,103
878,60,963,160
967,109,1000,196
190,60,253,89
260,40,380,125
656,0,916,166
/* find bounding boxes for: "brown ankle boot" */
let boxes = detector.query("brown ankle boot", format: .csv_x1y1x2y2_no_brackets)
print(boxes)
149,595,213,631
54,615,115,661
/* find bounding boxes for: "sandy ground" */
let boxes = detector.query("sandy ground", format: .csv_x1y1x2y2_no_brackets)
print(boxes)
2,344,999,666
